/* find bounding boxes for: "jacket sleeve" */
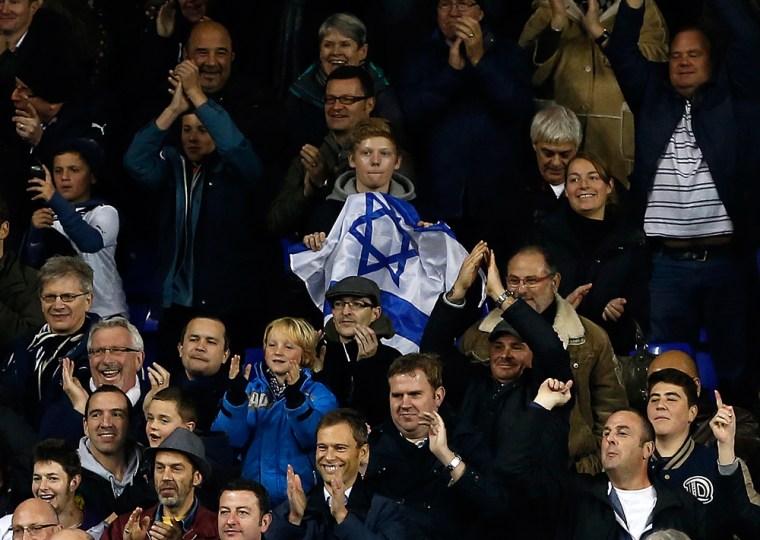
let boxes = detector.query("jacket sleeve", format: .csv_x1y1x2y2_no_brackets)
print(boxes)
637,0,669,62
604,0,659,114
709,0,760,95
285,380,338,449
717,460,760,538
212,389,255,449
194,100,263,183
333,499,413,540
502,299,572,391
0,263,44,346
123,121,173,189
48,194,112,253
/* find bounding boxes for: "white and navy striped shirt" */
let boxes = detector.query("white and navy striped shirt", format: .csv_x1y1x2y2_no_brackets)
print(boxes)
644,101,733,238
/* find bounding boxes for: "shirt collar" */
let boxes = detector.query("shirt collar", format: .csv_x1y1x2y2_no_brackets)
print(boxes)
89,375,142,406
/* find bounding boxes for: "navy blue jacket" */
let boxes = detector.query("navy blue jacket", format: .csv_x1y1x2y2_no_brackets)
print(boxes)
604,0,760,246
124,100,264,315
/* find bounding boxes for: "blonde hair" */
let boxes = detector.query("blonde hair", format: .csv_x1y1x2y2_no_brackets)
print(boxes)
262,317,318,368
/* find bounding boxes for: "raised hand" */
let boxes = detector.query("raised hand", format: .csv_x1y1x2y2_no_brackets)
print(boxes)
303,232,327,252
710,390,736,464
326,473,349,523
566,283,592,309
143,362,171,413
602,297,627,322
301,144,327,195
354,325,378,360
534,378,574,410
287,464,307,525
451,17,484,65
449,240,487,301
155,0,177,37
285,356,302,387
123,507,151,540
13,101,43,146
26,164,55,203
62,358,89,415
31,208,55,230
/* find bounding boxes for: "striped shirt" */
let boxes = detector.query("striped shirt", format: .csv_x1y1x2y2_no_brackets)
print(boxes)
644,101,733,238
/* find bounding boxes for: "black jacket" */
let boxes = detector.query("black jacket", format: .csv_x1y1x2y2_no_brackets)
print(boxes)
533,203,649,354
0,250,44,351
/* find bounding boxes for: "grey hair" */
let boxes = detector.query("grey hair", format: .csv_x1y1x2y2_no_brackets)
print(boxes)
530,104,583,147
647,530,692,540
87,317,144,352
39,256,94,294
318,13,367,46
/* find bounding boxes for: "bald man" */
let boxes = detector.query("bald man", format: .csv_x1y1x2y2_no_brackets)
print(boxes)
648,351,760,488
50,530,93,540
11,499,62,540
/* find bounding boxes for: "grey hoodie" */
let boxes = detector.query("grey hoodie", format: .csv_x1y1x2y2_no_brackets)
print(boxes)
77,436,142,498
327,170,416,203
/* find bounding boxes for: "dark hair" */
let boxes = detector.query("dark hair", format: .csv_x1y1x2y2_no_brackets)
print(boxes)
222,478,271,516
326,65,375,98
508,245,559,276
565,151,618,206
612,407,655,446
387,353,443,390
52,138,105,181
152,387,199,425
317,408,369,446
33,439,82,479
84,385,130,420
179,316,230,351
647,368,699,408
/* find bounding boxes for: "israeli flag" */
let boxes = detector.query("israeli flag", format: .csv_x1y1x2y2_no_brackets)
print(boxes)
290,193,468,353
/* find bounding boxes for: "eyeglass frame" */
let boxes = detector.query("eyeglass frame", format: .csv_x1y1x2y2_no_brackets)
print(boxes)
330,299,376,311
322,94,370,106
505,273,555,289
87,346,141,358
9,524,58,539
437,1,480,11
39,291,90,304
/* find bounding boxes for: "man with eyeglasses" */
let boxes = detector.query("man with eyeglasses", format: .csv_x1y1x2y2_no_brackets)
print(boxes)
9,499,61,540
57,317,150,446
457,245,627,474
268,66,415,239
0,255,99,441
398,0,533,260
309,277,401,427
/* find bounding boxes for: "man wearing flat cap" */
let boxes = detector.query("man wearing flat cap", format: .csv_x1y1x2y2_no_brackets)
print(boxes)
311,276,401,427
103,428,217,540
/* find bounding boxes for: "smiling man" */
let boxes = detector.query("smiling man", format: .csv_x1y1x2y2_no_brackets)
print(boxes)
102,428,216,540
268,66,415,238
0,256,98,441
77,386,154,530
269,408,409,539
218,479,271,540
605,0,760,412
458,244,627,474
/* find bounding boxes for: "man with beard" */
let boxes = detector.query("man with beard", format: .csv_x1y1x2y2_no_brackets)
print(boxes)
102,428,216,540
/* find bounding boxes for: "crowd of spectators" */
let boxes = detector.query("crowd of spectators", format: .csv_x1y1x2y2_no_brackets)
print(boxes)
0,0,758,539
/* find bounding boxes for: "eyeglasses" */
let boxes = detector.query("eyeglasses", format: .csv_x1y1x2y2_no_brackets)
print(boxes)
331,300,374,311
505,274,554,289
10,525,57,540
437,1,479,11
322,95,369,105
39,292,90,304
88,347,140,358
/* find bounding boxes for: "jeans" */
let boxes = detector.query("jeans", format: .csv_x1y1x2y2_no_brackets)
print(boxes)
648,250,752,384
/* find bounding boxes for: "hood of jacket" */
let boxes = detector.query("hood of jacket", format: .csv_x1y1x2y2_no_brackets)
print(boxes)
327,170,416,203
478,294,586,349
78,436,142,496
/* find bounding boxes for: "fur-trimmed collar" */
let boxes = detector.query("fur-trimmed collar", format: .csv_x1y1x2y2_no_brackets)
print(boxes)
477,294,586,349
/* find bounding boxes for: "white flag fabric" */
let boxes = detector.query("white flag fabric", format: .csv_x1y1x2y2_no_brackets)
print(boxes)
290,193,468,353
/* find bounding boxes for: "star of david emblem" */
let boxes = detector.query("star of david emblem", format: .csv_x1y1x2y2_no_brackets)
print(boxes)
348,194,419,286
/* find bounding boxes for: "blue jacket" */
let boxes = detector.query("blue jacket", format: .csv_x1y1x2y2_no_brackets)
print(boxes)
212,363,338,506
604,0,760,245
123,100,264,313
399,26,533,221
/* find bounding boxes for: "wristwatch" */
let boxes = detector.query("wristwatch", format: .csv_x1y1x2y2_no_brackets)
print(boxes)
595,29,611,46
446,454,462,471
495,289,516,308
